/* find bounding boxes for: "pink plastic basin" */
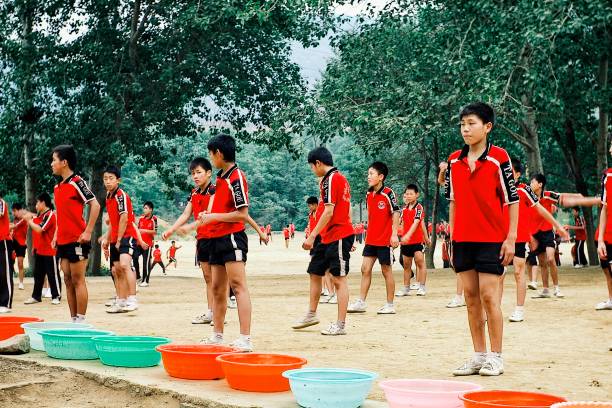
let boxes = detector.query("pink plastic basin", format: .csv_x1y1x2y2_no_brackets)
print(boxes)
380,379,483,408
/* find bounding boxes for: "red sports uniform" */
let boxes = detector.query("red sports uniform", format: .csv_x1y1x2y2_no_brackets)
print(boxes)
32,210,57,256
401,202,425,245
189,183,215,239
137,214,158,247
319,168,354,244
105,188,138,243
54,174,95,245
365,186,400,246
208,165,249,238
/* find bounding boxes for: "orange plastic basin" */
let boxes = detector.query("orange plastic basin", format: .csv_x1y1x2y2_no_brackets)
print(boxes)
461,390,567,408
216,353,307,392
0,316,43,340
156,344,240,380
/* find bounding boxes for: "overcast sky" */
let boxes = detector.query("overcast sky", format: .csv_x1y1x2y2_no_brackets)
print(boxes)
336,0,390,16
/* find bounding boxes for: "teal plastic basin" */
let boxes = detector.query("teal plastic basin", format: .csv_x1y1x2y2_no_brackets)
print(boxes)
40,329,114,360
92,335,171,368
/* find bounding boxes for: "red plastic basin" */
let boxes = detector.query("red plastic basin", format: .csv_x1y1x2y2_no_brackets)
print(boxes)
216,353,307,392
0,316,44,340
461,390,567,408
156,344,240,380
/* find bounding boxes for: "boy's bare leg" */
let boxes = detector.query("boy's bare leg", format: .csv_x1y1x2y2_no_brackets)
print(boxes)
211,264,228,333
226,261,251,335
333,275,349,323
200,262,213,310
460,271,486,352
309,274,323,312
358,256,376,301
479,272,503,352
380,264,395,303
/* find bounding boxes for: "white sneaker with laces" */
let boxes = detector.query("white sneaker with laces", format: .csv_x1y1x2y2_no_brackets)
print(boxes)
228,296,237,309
347,299,367,313
453,358,484,376
446,296,466,308
192,311,213,324
51,298,61,305
122,302,138,312
292,313,320,329
229,337,253,352
43,288,52,298
527,281,538,290
595,299,612,310
553,288,565,298
409,283,420,290
416,287,426,296
327,294,337,304
319,295,329,304
532,290,551,299
18,283,24,290
321,322,346,336
106,304,128,314
105,297,116,307
479,356,504,376
24,298,40,305
200,334,224,345
139,282,149,287
395,287,410,297
0,307,11,313
377,304,396,314
509,309,524,322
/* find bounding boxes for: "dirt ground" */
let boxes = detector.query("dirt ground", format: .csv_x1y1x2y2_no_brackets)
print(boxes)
4,232,612,405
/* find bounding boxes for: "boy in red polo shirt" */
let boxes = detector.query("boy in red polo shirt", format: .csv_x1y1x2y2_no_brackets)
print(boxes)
283,225,290,247
10,203,27,290
136,201,157,286
22,193,62,305
100,165,145,314
150,244,165,274
348,161,400,314
396,184,428,297
292,147,355,335
0,197,14,313
198,134,254,351
566,207,588,268
447,103,519,377
52,145,101,322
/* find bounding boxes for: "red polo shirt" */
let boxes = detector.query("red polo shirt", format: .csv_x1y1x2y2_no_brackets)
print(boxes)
12,218,27,246
266,224,271,234
0,200,10,241
208,164,248,238
153,248,162,262
446,143,519,243
515,183,539,243
531,190,560,233
319,168,354,244
600,169,612,243
283,228,290,239
137,215,158,246
573,215,586,241
54,173,96,245
189,183,215,240
105,187,138,243
32,210,57,256
308,202,325,235
401,202,425,245
365,185,400,246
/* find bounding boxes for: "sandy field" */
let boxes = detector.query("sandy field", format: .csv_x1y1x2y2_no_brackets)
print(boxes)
3,232,611,405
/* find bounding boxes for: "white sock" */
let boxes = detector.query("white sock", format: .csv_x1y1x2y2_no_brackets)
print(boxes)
239,334,251,341
213,332,223,340
420,284,426,289
386,302,394,307
489,351,502,360
515,305,524,311
336,321,345,329
473,352,487,362
117,298,127,307
554,285,560,291
127,295,137,303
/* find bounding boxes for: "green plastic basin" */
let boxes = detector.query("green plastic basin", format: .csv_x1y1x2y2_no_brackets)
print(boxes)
92,335,171,368
40,329,115,360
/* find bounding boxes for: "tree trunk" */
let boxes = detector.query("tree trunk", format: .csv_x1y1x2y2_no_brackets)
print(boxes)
596,56,609,176
23,140,36,269
87,169,106,275
426,134,440,269
520,94,544,175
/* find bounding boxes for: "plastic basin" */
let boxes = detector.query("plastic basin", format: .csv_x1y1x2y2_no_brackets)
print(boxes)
157,344,240,380
380,379,483,408
0,316,43,340
283,368,378,408
93,335,171,367
40,329,114,360
461,390,567,407
551,404,612,408
21,322,93,351
216,353,307,392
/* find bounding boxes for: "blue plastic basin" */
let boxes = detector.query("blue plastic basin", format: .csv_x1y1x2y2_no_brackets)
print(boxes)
283,368,378,408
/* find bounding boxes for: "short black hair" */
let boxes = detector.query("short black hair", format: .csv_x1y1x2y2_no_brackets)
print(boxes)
307,147,333,166
103,165,121,179
306,196,318,205
11,203,23,210
171,240,175,244
155,244,159,248
143,201,154,210
572,206,580,213
189,157,212,172
531,173,546,189
459,102,495,125
207,133,236,162
36,193,54,210
369,161,389,180
53,144,77,170
511,157,524,175
405,184,419,193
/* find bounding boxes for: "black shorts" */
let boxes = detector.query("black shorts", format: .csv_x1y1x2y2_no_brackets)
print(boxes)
196,238,211,263
452,242,504,275
209,231,248,266
309,235,322,256
514,242,527,259
110,237,138,264
400,244,424,258
12,241,26,257
598,244,612,271
57,242,91,263
532,230,555,254
308,234,355,277
362,244,394,266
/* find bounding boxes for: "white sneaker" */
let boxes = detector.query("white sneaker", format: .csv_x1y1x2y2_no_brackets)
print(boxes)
532,290,551,299
347,299,367,313
105,297,116,307
18,283,24,290
395,287,410,297
106,304,128,314
292,313,320,329
377,304,396,314
479,356,504,376
51,298,61,305
327,294,337,304
447,296,466,308
122,302,138,312
24,297,40,305
200,334,224,345
553,288,565,298
409,283,420,290
527,281,538,290
416,287,426,296
595,300,612,310
321,322,346,336
209,319,228,326
139,282,149,287
453,358,484,376
228,296,237,309
509,309,524,322
319,295,329,304
0,307,11,313
229,337,253,352
43,288,52,298
192,311,213,324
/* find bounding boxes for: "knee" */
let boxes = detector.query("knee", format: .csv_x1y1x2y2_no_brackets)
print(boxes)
229,279,246,294
480,291,498,309
360,265,372,275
